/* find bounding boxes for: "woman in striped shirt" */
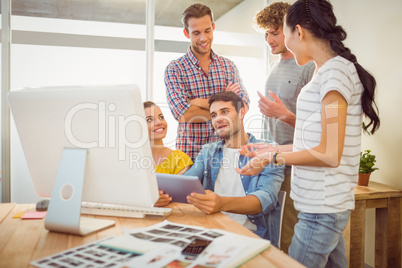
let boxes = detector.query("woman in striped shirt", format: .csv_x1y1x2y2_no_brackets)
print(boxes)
236,0,380,267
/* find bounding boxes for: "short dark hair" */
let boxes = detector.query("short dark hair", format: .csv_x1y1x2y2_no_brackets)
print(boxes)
143,101,156,109
209,91,244,113
181,4,214,33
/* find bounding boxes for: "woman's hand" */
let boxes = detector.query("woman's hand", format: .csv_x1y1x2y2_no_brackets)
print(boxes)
238,143,278,158
177,165,191,175
235,153,271,176
154,190,172,207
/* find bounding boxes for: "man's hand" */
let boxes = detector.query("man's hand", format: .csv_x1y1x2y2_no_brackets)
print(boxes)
226,82,249,113
154,190,172,207
186,190,222,214
257,90,289,118
258,91,296,127
189,98,209,109
225,82,240,94
179,105,211,123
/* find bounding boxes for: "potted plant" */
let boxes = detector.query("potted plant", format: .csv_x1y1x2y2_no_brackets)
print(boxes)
358,149,379,186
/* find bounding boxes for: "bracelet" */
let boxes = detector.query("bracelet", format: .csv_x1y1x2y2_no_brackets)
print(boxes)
273,151,281,165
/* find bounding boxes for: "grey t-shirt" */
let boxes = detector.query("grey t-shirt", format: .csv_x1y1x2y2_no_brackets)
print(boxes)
262,58,315,145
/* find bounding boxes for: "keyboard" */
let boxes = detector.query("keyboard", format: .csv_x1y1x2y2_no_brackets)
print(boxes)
81,202,172,219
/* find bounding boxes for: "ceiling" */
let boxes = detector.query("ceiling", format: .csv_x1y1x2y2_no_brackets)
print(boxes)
1,0,245,27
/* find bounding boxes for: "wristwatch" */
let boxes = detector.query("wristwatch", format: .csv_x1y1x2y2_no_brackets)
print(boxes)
273,151,281,165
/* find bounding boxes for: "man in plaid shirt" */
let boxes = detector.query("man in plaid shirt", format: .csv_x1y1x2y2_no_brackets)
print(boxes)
165,3,250,161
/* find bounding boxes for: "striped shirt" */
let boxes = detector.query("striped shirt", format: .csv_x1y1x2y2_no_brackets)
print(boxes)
263,58,314,145
291,56,363,213
165,47,250,161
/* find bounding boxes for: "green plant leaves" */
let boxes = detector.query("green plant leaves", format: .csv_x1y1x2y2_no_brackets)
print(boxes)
359,150,379,174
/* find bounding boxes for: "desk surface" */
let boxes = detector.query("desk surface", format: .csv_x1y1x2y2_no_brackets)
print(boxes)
354,181,402,200
0,203,303,268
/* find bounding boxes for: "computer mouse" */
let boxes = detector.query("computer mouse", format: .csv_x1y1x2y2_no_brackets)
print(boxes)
36,199,50,211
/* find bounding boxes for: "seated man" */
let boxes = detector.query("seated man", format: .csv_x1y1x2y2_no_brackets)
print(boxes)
185,91,284,246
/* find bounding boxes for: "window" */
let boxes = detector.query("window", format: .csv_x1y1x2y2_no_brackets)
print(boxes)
1,1,267,203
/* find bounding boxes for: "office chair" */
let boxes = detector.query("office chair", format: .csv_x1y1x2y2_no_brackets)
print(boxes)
277,190,286,249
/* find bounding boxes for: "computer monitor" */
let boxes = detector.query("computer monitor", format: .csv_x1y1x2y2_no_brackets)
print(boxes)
8,85,159,235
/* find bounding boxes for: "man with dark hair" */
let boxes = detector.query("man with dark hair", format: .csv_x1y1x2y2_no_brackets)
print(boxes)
165,3,250,161
180,3,213,34
185,92,284,246
209,90,244,113
253,2,314,252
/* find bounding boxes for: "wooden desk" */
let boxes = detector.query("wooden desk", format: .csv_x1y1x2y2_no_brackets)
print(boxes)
0,203,303,268
344,181,402,268
0,203,15,223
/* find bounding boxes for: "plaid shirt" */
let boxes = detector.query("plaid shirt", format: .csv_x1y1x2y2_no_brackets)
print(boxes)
165,47,250,161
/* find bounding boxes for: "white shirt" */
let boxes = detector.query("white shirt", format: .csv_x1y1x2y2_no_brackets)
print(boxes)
215,145,256,231
291,56,363,213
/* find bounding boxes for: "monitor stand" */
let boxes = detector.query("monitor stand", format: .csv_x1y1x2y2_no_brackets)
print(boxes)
45,148,115,236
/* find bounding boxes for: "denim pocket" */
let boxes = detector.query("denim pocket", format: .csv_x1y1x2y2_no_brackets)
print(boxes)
299,212,350,234
333,211,351,232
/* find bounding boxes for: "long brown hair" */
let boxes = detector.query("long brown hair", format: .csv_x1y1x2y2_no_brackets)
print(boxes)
286,0,380,134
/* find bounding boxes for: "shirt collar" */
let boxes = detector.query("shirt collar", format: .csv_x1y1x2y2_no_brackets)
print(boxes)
215,133,256,150
186,46,217,66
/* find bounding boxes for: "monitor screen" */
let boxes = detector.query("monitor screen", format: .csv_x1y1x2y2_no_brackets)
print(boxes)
8,85,159,208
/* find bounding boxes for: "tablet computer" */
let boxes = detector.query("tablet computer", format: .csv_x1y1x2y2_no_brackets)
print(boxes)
156,173,205,203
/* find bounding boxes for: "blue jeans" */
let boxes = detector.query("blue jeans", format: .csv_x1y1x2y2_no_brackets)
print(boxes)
288,211,351,268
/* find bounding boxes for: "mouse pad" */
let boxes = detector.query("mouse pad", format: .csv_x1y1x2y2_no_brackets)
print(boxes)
21,211,47,219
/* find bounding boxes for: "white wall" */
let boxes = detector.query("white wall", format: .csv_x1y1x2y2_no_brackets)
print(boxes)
331,1,402,266
332,0,402,186
215,0,265,33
